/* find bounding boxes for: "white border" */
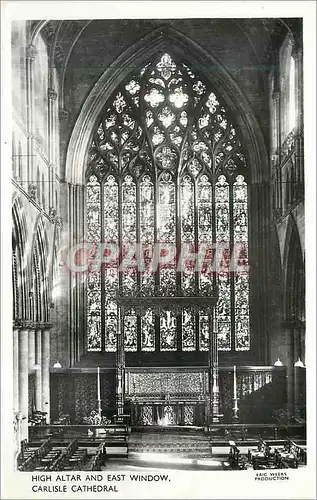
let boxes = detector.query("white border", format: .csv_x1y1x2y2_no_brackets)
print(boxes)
1,2,316,499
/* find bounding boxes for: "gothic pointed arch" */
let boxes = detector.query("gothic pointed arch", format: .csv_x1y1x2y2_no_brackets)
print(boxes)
65,25,268,185
12,197,29,320
30,216,50,322
283,215,304,322
82,44,252,355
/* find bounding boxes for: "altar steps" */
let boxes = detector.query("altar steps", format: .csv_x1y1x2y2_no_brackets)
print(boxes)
103,455,224,471
129,431,212,458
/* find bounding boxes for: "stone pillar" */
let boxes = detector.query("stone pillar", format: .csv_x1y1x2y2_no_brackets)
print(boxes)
294,365,306,419
68,184,75,367
293,47,303,132
13,327,19,413
272,91,282,214
18,327,29,441
28,328,35,372
35,329,42,411
41,325,52,423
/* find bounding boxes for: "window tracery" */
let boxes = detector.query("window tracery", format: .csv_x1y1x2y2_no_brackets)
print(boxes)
86,52,250,352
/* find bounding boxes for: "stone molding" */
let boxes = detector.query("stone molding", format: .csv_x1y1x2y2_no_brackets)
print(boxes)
13,320,53,331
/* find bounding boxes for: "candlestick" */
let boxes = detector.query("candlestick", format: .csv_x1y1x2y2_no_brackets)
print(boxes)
213,316,218,332
97,367,101,402
233,365,237,401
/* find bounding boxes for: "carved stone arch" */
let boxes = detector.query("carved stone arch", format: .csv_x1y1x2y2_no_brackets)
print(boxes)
12,196,29,320
65,25,268,185
31,216,50,322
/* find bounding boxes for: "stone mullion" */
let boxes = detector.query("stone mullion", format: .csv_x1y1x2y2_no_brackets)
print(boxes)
176,174,182,352
136,181,141,352
154,177,160,352
100,179,107,352
116,174,125,413
194,181,199,351
229,181,235,351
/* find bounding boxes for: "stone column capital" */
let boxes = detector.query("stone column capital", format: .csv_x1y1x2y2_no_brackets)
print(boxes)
272,90,280,103
26,44,37,60
59,108,69,121
291,40,303,59
14,319,36,330
36,322,54,331
48,88,57,101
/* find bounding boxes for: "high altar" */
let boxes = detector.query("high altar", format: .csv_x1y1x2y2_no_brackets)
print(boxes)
116,293,220,426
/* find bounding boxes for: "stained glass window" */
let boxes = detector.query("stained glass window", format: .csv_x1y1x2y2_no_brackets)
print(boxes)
124,309,137,352
141,308,155,351
181,176,195,295
140,175,155,294
86,176,102,351
182,309,196,351
215,176,231,351
86,52,250,352
158,172,176,296
103,176,118,352
160,310,177,351
233,175,250,350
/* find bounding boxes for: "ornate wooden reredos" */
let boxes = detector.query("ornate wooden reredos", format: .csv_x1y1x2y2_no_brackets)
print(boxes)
115,293,220,422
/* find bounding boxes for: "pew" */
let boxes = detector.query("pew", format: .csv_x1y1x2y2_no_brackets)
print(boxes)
82,443,105,471
273,438,307,469
286,438,307,464
248,437,278,469
61,439,88,470
247,436,304,469
18,438,54,471
223,442,252,470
